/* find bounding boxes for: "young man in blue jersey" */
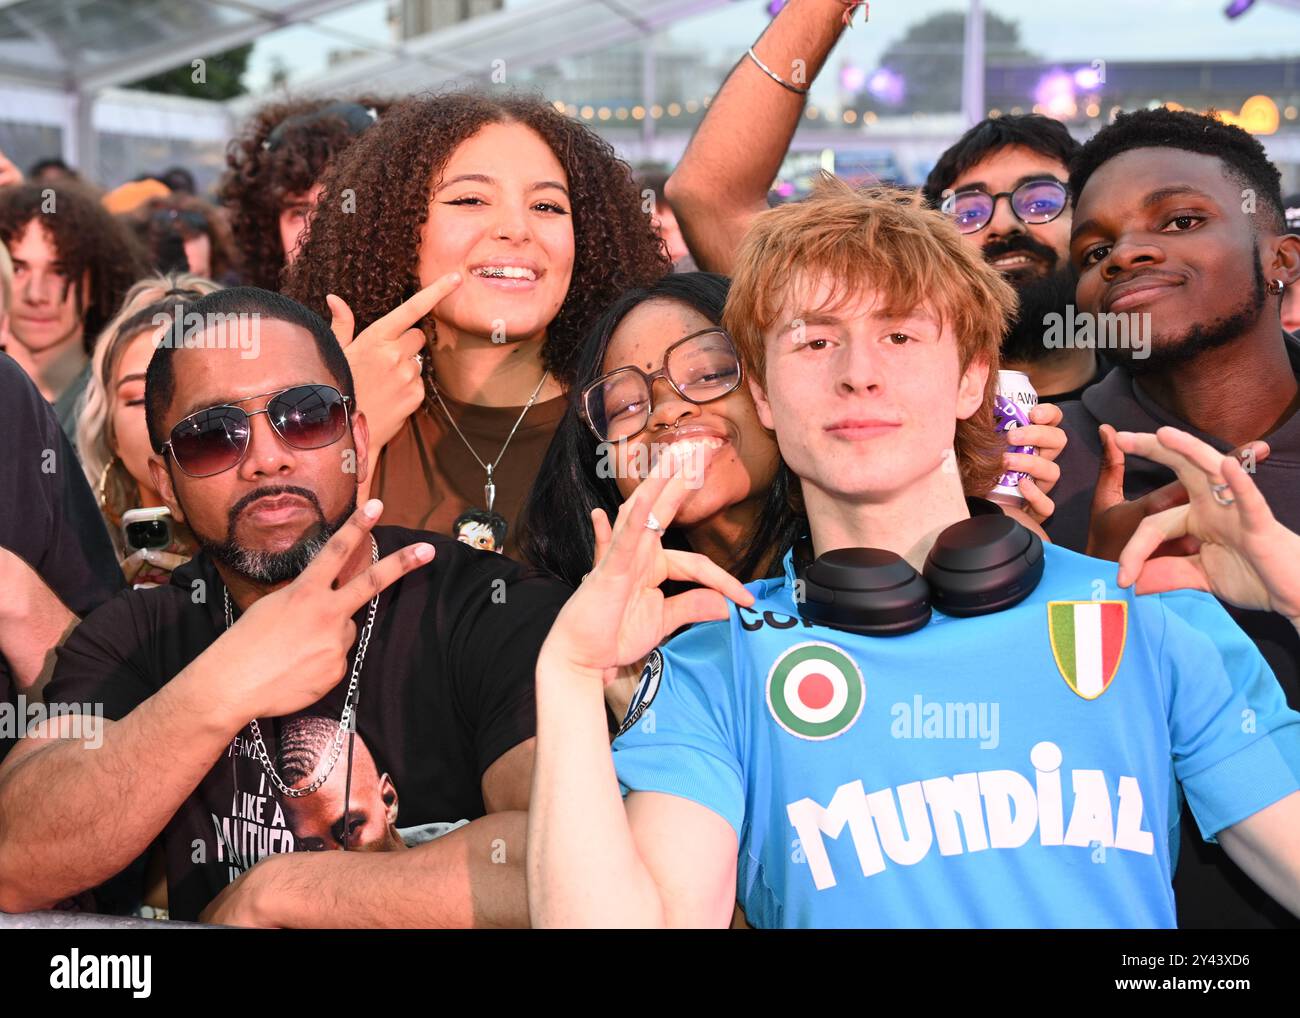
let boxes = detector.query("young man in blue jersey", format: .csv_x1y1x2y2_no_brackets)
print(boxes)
527,179,1300,928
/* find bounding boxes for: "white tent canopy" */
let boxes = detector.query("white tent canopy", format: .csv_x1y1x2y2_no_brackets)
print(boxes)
0,0,730,183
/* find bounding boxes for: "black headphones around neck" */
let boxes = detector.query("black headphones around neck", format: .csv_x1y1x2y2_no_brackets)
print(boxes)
792,497,1044,637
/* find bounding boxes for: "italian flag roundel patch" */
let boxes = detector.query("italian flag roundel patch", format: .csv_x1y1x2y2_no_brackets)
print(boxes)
766,642,866,741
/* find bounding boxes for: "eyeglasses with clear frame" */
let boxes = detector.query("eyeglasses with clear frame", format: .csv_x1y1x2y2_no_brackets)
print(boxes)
580,328,743,443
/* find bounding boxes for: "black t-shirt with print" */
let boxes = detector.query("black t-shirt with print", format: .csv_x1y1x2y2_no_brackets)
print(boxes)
0,353,122,763
43,526,570,921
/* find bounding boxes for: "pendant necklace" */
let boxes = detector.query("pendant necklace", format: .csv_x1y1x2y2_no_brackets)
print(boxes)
429,369,550,513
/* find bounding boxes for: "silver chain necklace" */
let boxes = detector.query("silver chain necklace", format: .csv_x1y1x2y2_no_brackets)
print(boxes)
429,370,550,513
222,535,380,798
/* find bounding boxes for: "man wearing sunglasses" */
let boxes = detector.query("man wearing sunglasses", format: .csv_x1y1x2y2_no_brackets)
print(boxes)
664,0,1101,404
0,287,568,927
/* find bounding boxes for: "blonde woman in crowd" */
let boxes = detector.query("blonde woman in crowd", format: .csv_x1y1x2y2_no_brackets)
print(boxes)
78,273,221,586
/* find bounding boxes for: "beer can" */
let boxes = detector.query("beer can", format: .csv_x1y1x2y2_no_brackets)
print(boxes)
991,369,1039,508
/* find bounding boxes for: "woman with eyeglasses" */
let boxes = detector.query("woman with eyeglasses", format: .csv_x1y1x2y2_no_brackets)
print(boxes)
77,274,221,588
520,273,785,589
518,272,1068,720
284,92,670,558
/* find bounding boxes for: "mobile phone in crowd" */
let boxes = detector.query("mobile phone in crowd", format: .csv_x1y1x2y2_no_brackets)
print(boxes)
122,506,173,552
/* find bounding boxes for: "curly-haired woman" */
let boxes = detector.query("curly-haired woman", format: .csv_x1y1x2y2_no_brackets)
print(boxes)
218,97,390,290
77,273,221,587
285,92,670,556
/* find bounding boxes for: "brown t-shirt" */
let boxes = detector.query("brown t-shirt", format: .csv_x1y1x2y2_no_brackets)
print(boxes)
371,391,568,559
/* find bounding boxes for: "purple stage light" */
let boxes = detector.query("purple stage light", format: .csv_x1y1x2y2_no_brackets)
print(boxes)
1225,0,1256,18
1034,69,1077,119
1073,66,1102,90
867,68,905,105
841,64,868,92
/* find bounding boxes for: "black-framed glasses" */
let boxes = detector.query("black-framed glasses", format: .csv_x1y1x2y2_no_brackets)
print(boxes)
940,179,1069,235
580,328,743,443
162,384,353,478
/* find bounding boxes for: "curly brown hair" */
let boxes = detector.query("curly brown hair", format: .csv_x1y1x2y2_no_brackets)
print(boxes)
218,96,393,290
283,91,671,389
0,182,149,354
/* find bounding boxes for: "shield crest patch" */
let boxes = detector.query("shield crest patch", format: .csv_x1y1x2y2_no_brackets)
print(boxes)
1048,601,1127,699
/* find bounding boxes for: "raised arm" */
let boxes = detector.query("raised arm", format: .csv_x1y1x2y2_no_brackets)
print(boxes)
666,0,855,274
528,453,753,927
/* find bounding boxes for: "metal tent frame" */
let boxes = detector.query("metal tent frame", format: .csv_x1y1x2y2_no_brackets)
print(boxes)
0,0,731,176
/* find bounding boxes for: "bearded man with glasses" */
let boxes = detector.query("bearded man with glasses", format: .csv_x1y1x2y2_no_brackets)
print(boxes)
0,287,568,927
922,115,1109,406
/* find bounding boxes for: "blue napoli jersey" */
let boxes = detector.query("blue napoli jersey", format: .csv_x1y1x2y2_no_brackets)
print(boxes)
611,544,1300,928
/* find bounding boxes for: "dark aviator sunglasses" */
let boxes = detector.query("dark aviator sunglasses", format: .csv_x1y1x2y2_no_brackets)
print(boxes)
162,383,353,478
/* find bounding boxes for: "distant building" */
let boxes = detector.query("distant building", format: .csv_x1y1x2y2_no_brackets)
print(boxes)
394,0,505,38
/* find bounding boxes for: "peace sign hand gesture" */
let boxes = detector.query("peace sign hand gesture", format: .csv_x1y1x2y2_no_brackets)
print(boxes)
1115,427,1300,628
209,499,434,724
538,450,756,686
